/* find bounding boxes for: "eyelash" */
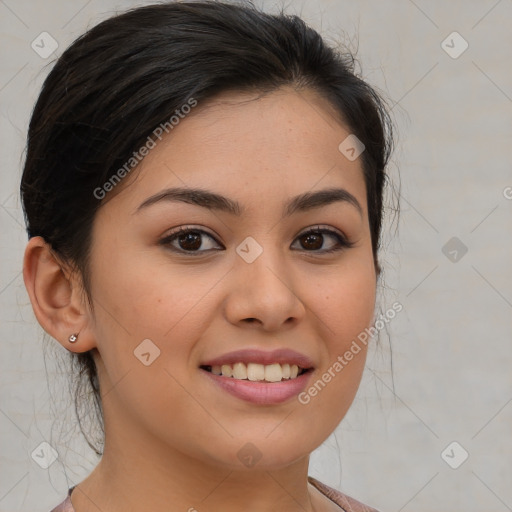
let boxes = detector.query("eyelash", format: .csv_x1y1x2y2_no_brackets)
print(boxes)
159,225,355,256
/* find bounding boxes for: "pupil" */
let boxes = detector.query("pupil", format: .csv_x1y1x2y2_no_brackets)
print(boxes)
179,232,201,250
303,233,322,250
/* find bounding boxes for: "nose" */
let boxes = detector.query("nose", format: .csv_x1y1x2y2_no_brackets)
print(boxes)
223,242,306,331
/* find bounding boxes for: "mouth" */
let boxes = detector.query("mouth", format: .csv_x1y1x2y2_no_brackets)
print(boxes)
198,348,316,404
199,363,314,405
199,362,313,383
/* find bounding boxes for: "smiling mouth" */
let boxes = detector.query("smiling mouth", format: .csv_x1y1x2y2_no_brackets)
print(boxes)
200,362,312,382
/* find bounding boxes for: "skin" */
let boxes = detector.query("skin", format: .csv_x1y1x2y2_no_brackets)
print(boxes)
23,86,377,512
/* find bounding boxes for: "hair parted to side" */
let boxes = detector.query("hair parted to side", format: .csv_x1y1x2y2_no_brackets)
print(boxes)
20,0,395,456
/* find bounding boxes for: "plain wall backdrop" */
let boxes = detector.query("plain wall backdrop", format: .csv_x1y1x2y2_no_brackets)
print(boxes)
1,1,511,511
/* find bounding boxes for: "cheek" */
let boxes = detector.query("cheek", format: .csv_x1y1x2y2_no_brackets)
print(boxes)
89,248,223,378
92,242,207,328
309,257,377,349
88,253,220,441
297,257,376,412
328,278,376,348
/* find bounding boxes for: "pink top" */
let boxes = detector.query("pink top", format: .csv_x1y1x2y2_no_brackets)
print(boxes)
49,477,380,512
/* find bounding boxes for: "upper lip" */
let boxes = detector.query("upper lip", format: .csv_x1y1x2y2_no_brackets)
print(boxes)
200,348,315,369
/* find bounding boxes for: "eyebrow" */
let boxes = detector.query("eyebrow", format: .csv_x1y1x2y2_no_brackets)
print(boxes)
135,186,363,219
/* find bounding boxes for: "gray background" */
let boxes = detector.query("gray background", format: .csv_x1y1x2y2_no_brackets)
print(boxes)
1,1,511,511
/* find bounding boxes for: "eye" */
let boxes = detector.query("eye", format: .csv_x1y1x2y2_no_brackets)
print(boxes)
159,226,223,254
291,226,354,254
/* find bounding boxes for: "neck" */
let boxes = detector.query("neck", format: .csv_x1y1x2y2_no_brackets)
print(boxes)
72,413,319,512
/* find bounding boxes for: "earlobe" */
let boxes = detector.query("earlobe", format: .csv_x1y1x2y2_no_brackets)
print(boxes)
22,236,97,352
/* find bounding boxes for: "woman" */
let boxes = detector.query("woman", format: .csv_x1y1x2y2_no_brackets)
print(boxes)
21,1,395,511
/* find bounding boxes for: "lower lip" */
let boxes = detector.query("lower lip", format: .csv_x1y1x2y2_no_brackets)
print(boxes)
200,369,314,405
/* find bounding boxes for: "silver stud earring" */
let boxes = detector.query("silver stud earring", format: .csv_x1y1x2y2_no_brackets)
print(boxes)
69,333,79,343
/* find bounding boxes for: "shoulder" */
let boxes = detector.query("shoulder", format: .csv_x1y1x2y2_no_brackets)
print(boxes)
49,487,75,512
308,476,381,512
49,497,74,512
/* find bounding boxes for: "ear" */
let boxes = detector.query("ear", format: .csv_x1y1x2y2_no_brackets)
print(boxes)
22,236,97,353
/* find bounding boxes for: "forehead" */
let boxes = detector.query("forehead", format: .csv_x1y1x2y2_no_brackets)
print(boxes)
101,86,367,217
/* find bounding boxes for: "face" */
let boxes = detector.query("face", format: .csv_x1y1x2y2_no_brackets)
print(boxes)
85,86,376,470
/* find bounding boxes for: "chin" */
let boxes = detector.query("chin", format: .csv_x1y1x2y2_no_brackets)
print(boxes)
196,433,317,472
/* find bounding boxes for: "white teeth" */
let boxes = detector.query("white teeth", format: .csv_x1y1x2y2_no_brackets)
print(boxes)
232,362,247,379
264,363,283,382
247,363,265,381
221,364,232,377
211,362,303,382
